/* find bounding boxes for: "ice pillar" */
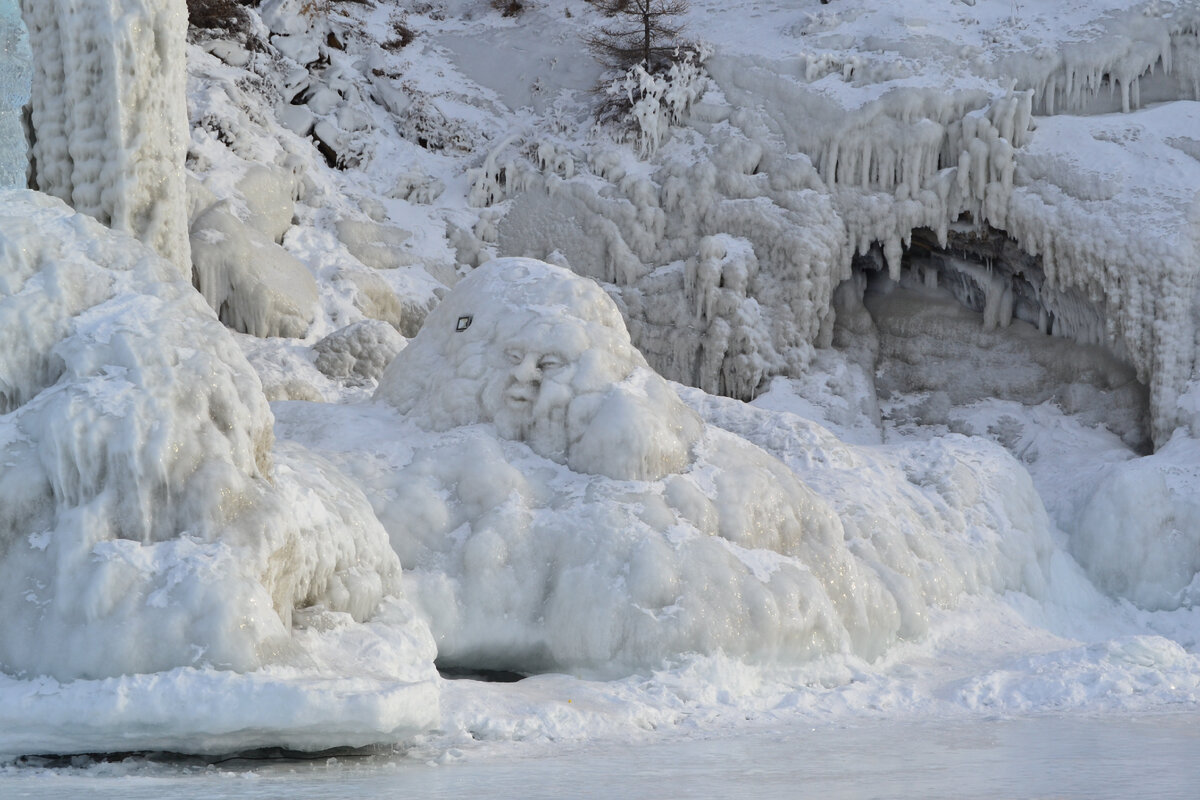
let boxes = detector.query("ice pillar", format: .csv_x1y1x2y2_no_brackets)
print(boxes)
20,0,190,274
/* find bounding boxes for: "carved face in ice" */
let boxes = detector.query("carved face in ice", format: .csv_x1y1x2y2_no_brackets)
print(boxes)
376,258,702,480
483,317,583,461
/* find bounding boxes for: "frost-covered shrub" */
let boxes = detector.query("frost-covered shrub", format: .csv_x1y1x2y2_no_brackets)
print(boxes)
491,0,524,17
186,0,251,34
0,191,431,684
390,168,445,204
601,49,707,156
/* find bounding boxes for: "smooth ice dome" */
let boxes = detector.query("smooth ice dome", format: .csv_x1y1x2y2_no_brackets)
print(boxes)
376,257,703,481
0,191,435,694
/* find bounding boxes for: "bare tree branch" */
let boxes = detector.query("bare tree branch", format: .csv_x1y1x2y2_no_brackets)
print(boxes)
585,0,692,73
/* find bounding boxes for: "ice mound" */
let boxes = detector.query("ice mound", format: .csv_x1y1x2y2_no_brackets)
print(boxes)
0,191,435,749
288,259,1054,676
376,258,703,481
315,319,406,385
1070,434,1200,611
494,134,849,403
189,199,319,339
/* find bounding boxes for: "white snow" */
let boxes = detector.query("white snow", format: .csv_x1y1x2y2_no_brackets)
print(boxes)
1,0,1200,786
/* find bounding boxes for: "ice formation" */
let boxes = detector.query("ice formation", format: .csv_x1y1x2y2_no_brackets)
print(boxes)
1071,435,1200,611
0,192,434,698
484,1,1200,457
495,133,848,402
333,259,1054,675
376,258,703,482
189,197,319,339
0,0,27,188
20,0,191,272
2,0,1198,762
315,319,406,385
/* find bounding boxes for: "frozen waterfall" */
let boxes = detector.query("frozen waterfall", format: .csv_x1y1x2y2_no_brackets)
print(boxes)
18,0,190,272
0,0,28,187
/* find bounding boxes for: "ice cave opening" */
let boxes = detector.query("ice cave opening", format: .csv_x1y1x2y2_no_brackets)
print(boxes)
845,224,1153,456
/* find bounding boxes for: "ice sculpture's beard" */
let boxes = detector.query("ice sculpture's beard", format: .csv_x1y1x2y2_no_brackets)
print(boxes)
490,375,575,464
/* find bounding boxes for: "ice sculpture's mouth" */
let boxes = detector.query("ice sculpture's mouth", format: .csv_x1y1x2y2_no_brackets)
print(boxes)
505,386,536,406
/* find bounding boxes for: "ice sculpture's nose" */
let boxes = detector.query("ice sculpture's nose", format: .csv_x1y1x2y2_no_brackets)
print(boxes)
512,353,541,383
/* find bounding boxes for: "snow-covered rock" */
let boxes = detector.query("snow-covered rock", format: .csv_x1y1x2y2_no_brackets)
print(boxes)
315,319,406,385
190,201,319,339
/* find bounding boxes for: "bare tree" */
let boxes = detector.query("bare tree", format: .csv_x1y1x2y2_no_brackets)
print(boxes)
585,0,691,73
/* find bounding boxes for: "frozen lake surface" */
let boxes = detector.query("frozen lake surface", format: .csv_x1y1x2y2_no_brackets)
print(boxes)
5,713,1200,799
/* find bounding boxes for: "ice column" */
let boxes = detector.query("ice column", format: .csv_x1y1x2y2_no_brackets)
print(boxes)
20,0,190,273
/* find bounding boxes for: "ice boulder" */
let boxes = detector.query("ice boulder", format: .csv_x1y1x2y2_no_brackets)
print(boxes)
376,258,703,481
1070,435,1200,611
189,201,319,339
0,191,435,750
315,319,406,385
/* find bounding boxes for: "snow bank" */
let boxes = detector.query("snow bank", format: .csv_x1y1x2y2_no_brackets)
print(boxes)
0,191,435,748
20,0,190,272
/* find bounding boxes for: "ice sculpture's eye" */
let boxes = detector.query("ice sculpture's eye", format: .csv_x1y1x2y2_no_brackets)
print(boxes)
538,355,564,373
506,349,524,365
